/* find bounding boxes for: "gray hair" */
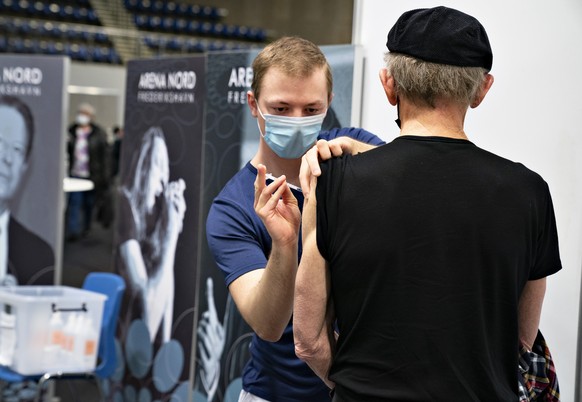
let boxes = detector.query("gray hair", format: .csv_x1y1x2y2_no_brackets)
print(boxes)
384,52,487,108
78,102,96,117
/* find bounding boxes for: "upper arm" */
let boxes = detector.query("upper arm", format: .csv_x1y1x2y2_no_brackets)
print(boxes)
294,176,332,350
205,199,268,286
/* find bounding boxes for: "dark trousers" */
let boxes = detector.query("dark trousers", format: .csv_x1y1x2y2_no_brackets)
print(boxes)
66,189,96,236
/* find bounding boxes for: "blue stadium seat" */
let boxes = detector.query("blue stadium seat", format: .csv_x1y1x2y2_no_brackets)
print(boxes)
94,31,109,44
199,21,213,35
174,18,188,33
212,23,226,37
45,41,61,55
48,3,61,19
87,9,99,24
90,46,106,62
58,5,72,20
13,0,29,14
22,38,37,53
143,35,160,49
40,22,55,37
148,15,162,30
202,6,219,20
135,0,149,13
124,0,138,11
19,19,40,36
53,23,67,38
165,37,183,51
161,16,174,32
175,2,190,16
8,37,25,53
233,25,249,40
186,20,200,35
0,19,17,34
108,48,122,64
28,1,44,17
72,6,89,23
68,43,89,60
65,25,81,41
133,14,148,29
80,29,91,42
186,38,204,53
163,1,176,15
208,40,225,52
249,28,267,42
151,0,164,14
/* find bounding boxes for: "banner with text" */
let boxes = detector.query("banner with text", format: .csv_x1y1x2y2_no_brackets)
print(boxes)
0,54,68,287
112,55,206,402
0,54,69,402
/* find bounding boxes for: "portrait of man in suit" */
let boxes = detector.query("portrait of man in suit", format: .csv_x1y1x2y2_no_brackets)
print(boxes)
0,95,54,286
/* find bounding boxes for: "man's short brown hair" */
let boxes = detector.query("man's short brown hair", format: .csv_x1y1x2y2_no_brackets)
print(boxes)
251,36,333,101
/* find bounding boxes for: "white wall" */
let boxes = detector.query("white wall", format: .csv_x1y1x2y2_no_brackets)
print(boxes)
353,0,582,399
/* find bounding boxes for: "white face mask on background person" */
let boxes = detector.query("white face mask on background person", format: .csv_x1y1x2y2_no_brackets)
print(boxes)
257,106,326,159
76,113,91,126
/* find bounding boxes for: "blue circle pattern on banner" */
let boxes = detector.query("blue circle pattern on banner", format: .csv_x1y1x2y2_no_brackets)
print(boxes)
170,381,190,402
125,384,137,401
139,386,152,402
153,339,185,393
126,319,154,379
113,338,126,382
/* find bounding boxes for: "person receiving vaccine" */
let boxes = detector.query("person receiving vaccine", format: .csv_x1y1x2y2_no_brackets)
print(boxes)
205,36,383,402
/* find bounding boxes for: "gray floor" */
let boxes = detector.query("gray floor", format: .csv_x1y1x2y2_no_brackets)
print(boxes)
56,217,115,402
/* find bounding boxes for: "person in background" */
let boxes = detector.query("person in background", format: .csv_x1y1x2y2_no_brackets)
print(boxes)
66,102,109,241
205,36,384,402
294,6,562,401
0,95,54,286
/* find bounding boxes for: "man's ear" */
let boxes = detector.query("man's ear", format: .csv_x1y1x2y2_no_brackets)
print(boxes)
470,73,494,108
247,91,259,117
379,69,398,106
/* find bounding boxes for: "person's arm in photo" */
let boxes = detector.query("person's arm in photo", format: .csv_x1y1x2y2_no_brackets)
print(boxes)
119,239,149,297
227,164,301,341
197,277,226,401
293,175,336,389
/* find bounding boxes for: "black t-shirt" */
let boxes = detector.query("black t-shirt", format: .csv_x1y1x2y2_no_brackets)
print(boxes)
316,136,561,401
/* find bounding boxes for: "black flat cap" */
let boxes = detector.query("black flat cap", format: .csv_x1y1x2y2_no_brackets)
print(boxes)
387,6,493,71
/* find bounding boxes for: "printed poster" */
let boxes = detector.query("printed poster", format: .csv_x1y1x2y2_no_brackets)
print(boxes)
0,54,68,286
112,55,205,402
0,54,69,401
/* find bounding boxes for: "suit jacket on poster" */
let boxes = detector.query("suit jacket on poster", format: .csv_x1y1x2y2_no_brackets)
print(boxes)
7,217,55,285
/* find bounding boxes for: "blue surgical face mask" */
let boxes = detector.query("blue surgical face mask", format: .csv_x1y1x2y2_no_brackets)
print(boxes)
257,106,326,159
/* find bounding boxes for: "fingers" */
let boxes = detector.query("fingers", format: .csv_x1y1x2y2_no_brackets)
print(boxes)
299,156,312,197
328,139,345,157
177,178,186,192
253,164,267,209
254,163,288,213
166,180,187,223
300,140,330,196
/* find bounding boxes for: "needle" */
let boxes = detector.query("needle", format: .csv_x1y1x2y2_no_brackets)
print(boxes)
265,173,301,192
